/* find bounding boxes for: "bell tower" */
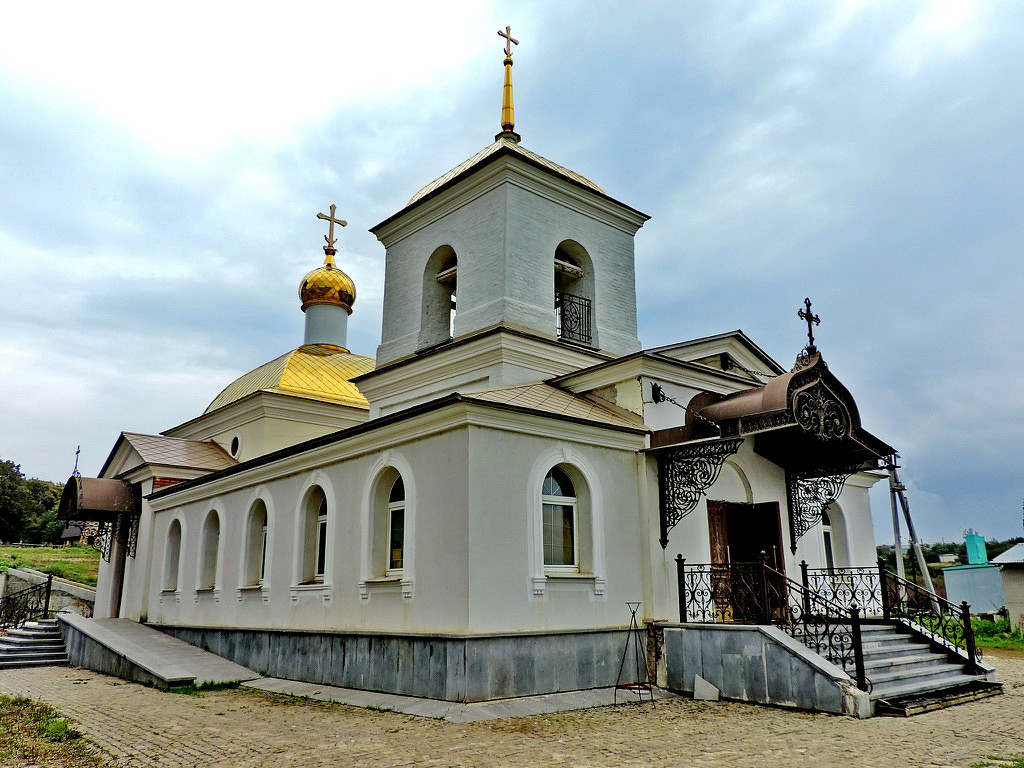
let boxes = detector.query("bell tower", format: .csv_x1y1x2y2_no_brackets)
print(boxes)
360,30,649,416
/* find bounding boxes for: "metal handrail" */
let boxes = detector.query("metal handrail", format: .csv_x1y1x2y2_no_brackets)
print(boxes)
0,574,53,631
878,559,980,670
675,556,869,690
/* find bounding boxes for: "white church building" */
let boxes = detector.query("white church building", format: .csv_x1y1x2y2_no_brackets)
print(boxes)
58,37,936,709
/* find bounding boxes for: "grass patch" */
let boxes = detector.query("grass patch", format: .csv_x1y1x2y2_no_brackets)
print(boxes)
164,680,241,696
972,756,1024,768
974,617,1024,651
0,694,115,767
0,544,100,586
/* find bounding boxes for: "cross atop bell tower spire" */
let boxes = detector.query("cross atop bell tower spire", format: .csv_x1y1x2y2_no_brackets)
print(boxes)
496,26,521,142
798,297,821,354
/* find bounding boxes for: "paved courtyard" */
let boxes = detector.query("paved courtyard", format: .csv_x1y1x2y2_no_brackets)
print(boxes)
1,651,1022,768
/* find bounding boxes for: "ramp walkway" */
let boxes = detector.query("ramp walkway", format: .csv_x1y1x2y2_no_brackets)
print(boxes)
58,613,259,688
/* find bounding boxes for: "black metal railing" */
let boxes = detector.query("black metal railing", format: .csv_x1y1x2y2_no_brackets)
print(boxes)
676,556,868,690
878,560,981,671
0,575,53,631
555,291,592,345
802,563,884,617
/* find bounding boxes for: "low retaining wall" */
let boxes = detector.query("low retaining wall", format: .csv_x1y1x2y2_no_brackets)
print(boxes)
1,567,95,617
661,623,870,718
154,624,636,702
59,614,189,689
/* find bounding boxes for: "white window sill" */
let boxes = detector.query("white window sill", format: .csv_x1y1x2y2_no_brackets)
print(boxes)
359,576,414,600
533,573,606,598
364,576,402,584
289,582,332,604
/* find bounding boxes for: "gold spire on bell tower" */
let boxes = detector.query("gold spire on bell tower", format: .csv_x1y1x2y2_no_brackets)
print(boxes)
301,203,356,314
497,26,520,142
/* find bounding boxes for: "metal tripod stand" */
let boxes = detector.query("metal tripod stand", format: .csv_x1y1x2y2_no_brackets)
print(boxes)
614,601,654,705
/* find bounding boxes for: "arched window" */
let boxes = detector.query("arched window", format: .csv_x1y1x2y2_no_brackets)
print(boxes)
821,502,850,569
554,240,596,346
542,467,578,571
419,245,457,349
387,477,405,575
163,519,182,591
199,510,220,590
244,499,268,587
299,487,329,584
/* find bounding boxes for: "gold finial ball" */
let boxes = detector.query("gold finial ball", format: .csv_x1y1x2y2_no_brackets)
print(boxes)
299,252,356,314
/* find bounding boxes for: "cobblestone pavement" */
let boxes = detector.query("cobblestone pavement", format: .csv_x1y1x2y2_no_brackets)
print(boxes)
2,651,1022,768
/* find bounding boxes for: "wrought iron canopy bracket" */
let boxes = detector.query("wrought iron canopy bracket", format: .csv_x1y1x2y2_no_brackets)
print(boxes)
786,468,858,553
657,438,743,548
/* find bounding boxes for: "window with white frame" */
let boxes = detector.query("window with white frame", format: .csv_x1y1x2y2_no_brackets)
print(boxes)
387,477,405,574
244,500,268,587
199,510,220,590
315,497,328,581
163,519,182,591
542,467,578,571
822,508,836,572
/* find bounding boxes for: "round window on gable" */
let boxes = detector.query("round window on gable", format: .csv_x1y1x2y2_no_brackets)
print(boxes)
230,436,240,457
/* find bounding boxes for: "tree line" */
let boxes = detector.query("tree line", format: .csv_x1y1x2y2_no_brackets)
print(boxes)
0,458,64,544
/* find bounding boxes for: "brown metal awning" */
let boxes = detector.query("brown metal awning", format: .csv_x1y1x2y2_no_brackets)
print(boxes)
58,476,137,523
649,350,896,550
653,350,895,474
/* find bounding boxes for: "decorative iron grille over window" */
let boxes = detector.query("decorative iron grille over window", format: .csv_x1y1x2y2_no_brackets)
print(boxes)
555,291,592,344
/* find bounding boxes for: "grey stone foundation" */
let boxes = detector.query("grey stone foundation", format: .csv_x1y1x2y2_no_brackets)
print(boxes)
153,624,637,702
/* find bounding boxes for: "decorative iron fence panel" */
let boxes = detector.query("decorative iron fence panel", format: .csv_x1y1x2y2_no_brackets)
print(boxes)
802,564,884,617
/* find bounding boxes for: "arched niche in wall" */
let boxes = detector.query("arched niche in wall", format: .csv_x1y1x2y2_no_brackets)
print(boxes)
419,245,458,349
554,240,597,347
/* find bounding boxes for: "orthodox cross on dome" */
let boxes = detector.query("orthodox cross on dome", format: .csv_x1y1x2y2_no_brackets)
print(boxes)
798,297,821,352
497,26,519,137
316,204,347,263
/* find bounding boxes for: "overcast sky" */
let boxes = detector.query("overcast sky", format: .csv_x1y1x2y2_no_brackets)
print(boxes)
2,1,1021,544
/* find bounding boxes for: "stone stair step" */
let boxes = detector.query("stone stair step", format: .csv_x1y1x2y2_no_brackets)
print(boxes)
0,659,69,671
874,681,1003,716
4,628,62,641
864,653,958,674
0,650,69,662
0,642,67,653
870,671,982,701
868,662,968,686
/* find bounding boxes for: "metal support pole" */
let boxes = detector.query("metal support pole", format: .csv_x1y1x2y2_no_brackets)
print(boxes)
800,560,812,617
850,607,867,691
675,555,687,622
962,600,979,672
759,551,770,624
887,463,906,583
877,558,891,620
43,574,52,619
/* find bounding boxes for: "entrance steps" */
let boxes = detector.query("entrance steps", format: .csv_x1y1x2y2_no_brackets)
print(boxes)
859,624,1002,715
0,619,69,669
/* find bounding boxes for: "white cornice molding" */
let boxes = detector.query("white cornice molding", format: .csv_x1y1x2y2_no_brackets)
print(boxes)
556,355,761,398
358,329,606,404
166,392,368,441
148,400,644,511
375,155,647,247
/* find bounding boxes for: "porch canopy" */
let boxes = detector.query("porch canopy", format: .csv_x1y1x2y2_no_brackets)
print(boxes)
58,476,136,523
650,351,895,549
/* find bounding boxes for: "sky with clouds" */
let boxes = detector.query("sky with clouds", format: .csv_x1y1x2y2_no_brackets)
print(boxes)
1,1,1021,544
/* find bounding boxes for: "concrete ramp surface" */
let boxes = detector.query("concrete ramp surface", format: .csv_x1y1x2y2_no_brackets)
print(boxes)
58,614,259,688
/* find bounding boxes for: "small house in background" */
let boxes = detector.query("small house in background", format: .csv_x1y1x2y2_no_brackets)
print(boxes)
943,534,1005,616
992,543,1024,631
60,525,83,546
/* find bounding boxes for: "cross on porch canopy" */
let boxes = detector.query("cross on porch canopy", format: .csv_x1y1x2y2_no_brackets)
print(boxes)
316,204,347,249
798,297,821,350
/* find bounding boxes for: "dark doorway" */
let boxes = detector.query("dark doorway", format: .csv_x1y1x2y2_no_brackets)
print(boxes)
707,501,786,622
707,501,785,571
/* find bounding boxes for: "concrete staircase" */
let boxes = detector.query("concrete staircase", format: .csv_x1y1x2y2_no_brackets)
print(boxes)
0,619,69,669
861,624,1001,715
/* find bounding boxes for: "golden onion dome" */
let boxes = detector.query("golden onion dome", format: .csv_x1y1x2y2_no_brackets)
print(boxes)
299,249,356,313
205,344,375,414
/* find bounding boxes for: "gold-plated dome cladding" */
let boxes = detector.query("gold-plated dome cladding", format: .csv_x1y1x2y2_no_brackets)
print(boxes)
299,250,356,312
205,344,375,414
